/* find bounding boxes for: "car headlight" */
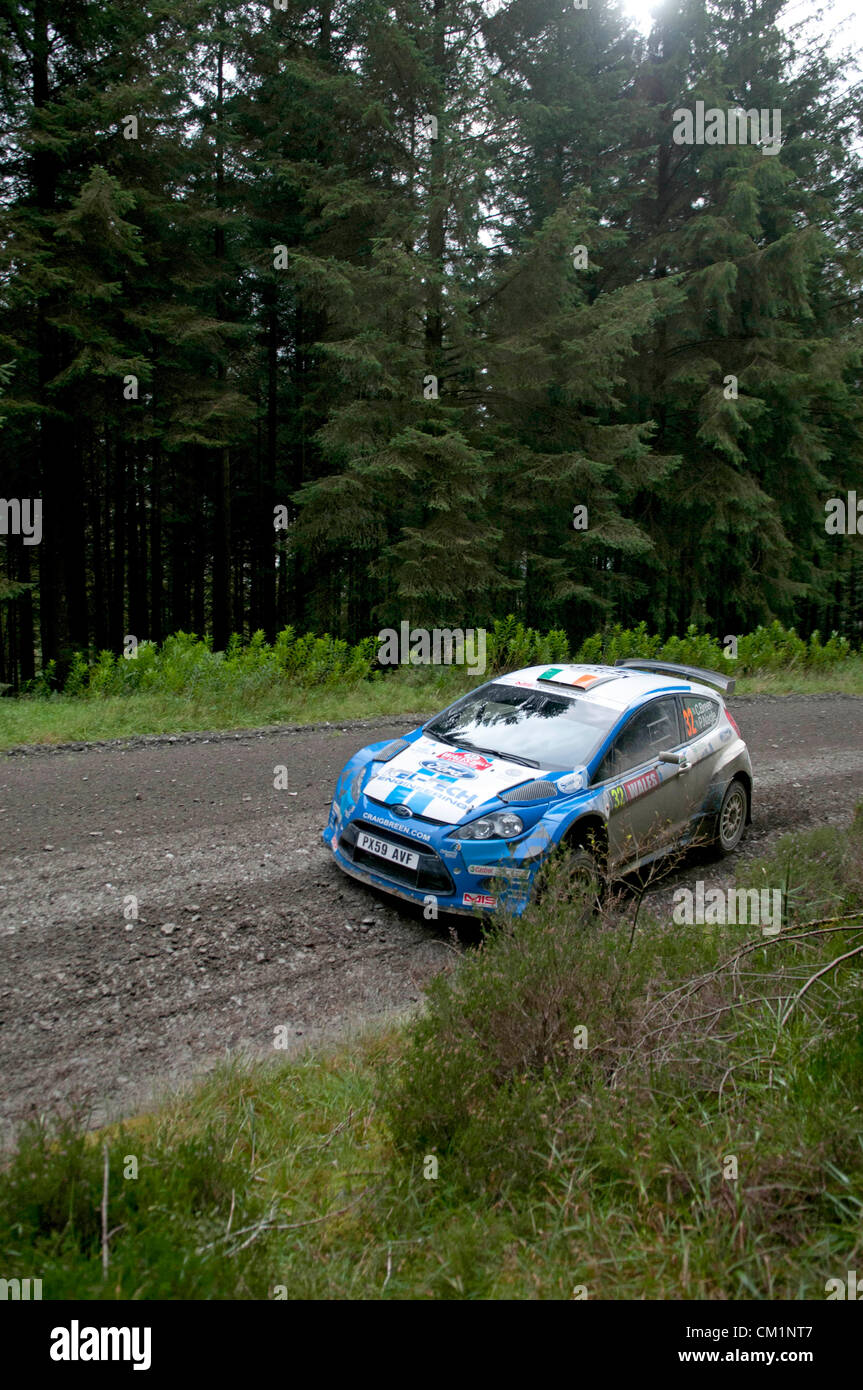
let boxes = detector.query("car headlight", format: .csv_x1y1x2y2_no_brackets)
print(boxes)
349,767,366,803
453,811,524,840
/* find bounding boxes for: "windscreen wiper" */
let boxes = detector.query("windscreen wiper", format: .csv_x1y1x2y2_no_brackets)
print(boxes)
453,739,540,769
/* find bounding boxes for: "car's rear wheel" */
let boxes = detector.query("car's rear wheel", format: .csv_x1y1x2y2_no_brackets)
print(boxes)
713,778,748,856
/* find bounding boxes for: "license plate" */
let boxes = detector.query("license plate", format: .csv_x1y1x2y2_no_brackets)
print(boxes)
357,832,419,870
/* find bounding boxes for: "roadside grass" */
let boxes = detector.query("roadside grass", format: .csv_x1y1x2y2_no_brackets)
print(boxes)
730,658,863,696
0,677,451,750
2,658,863,751
1,618,861,750
1,813,861,1299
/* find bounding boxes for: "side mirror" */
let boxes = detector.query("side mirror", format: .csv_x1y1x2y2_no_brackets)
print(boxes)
659,749,690,770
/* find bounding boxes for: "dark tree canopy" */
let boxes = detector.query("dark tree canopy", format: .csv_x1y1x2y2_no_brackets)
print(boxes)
0,0,861,688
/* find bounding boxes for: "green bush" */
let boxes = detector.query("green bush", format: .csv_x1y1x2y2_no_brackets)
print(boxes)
15,615,860,702
381,872,634,1197
807,629,853,668
0,1111,278,1299
382,811,863,1222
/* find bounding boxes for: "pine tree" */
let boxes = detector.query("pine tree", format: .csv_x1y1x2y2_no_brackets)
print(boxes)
293,0,507,631
609,0,863,634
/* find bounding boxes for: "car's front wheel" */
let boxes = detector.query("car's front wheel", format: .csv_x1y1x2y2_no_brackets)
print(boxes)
713,778,748,856
534,842,605,914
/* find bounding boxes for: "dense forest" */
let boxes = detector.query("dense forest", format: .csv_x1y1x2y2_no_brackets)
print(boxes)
0,0,862,690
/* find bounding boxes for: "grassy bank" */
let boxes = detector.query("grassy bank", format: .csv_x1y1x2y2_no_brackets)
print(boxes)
3,660,862,752
1,619,862,751
2,812,861,1299
0,676,445,749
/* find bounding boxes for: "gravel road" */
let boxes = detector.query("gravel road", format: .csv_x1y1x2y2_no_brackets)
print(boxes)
2,694,863,1146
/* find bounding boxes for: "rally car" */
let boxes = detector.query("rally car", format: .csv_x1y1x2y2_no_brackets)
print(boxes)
322,660,753,917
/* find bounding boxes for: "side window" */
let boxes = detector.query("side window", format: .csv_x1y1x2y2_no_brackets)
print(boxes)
679,695,719,741
593,697,681,782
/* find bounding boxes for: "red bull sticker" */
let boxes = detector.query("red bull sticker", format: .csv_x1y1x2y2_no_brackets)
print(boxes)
435,749,493,773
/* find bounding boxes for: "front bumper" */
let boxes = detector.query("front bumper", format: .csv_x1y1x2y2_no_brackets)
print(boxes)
338,816,456,896
323,798,551,917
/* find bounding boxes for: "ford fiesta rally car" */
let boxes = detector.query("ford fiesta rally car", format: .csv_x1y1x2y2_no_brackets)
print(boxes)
323,660,753,917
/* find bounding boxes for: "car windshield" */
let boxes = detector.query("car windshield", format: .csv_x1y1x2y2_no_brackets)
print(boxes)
424,682,619,772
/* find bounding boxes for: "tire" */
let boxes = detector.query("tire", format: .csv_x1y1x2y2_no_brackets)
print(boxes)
535,842,604,913
713,779,748,856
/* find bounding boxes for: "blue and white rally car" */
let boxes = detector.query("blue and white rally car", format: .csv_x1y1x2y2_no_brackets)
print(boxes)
323,660,753,917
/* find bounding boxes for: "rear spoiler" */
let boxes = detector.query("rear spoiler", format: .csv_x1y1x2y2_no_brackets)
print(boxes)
614,659,736,695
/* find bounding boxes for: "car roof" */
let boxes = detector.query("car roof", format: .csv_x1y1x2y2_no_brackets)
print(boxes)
496,664,722,712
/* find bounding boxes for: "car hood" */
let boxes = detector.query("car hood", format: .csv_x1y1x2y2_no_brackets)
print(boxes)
362,735,550,824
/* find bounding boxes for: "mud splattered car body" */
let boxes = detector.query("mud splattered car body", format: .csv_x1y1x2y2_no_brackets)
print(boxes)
323,660,753,917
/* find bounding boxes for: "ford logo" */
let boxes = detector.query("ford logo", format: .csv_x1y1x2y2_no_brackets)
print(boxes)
420,759,476,779
391,804,413,818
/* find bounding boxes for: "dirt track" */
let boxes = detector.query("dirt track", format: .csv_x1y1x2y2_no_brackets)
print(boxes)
2,694,863,1145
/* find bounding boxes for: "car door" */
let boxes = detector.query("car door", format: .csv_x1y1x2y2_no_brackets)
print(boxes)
592,696,688,869
673,692,724,843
